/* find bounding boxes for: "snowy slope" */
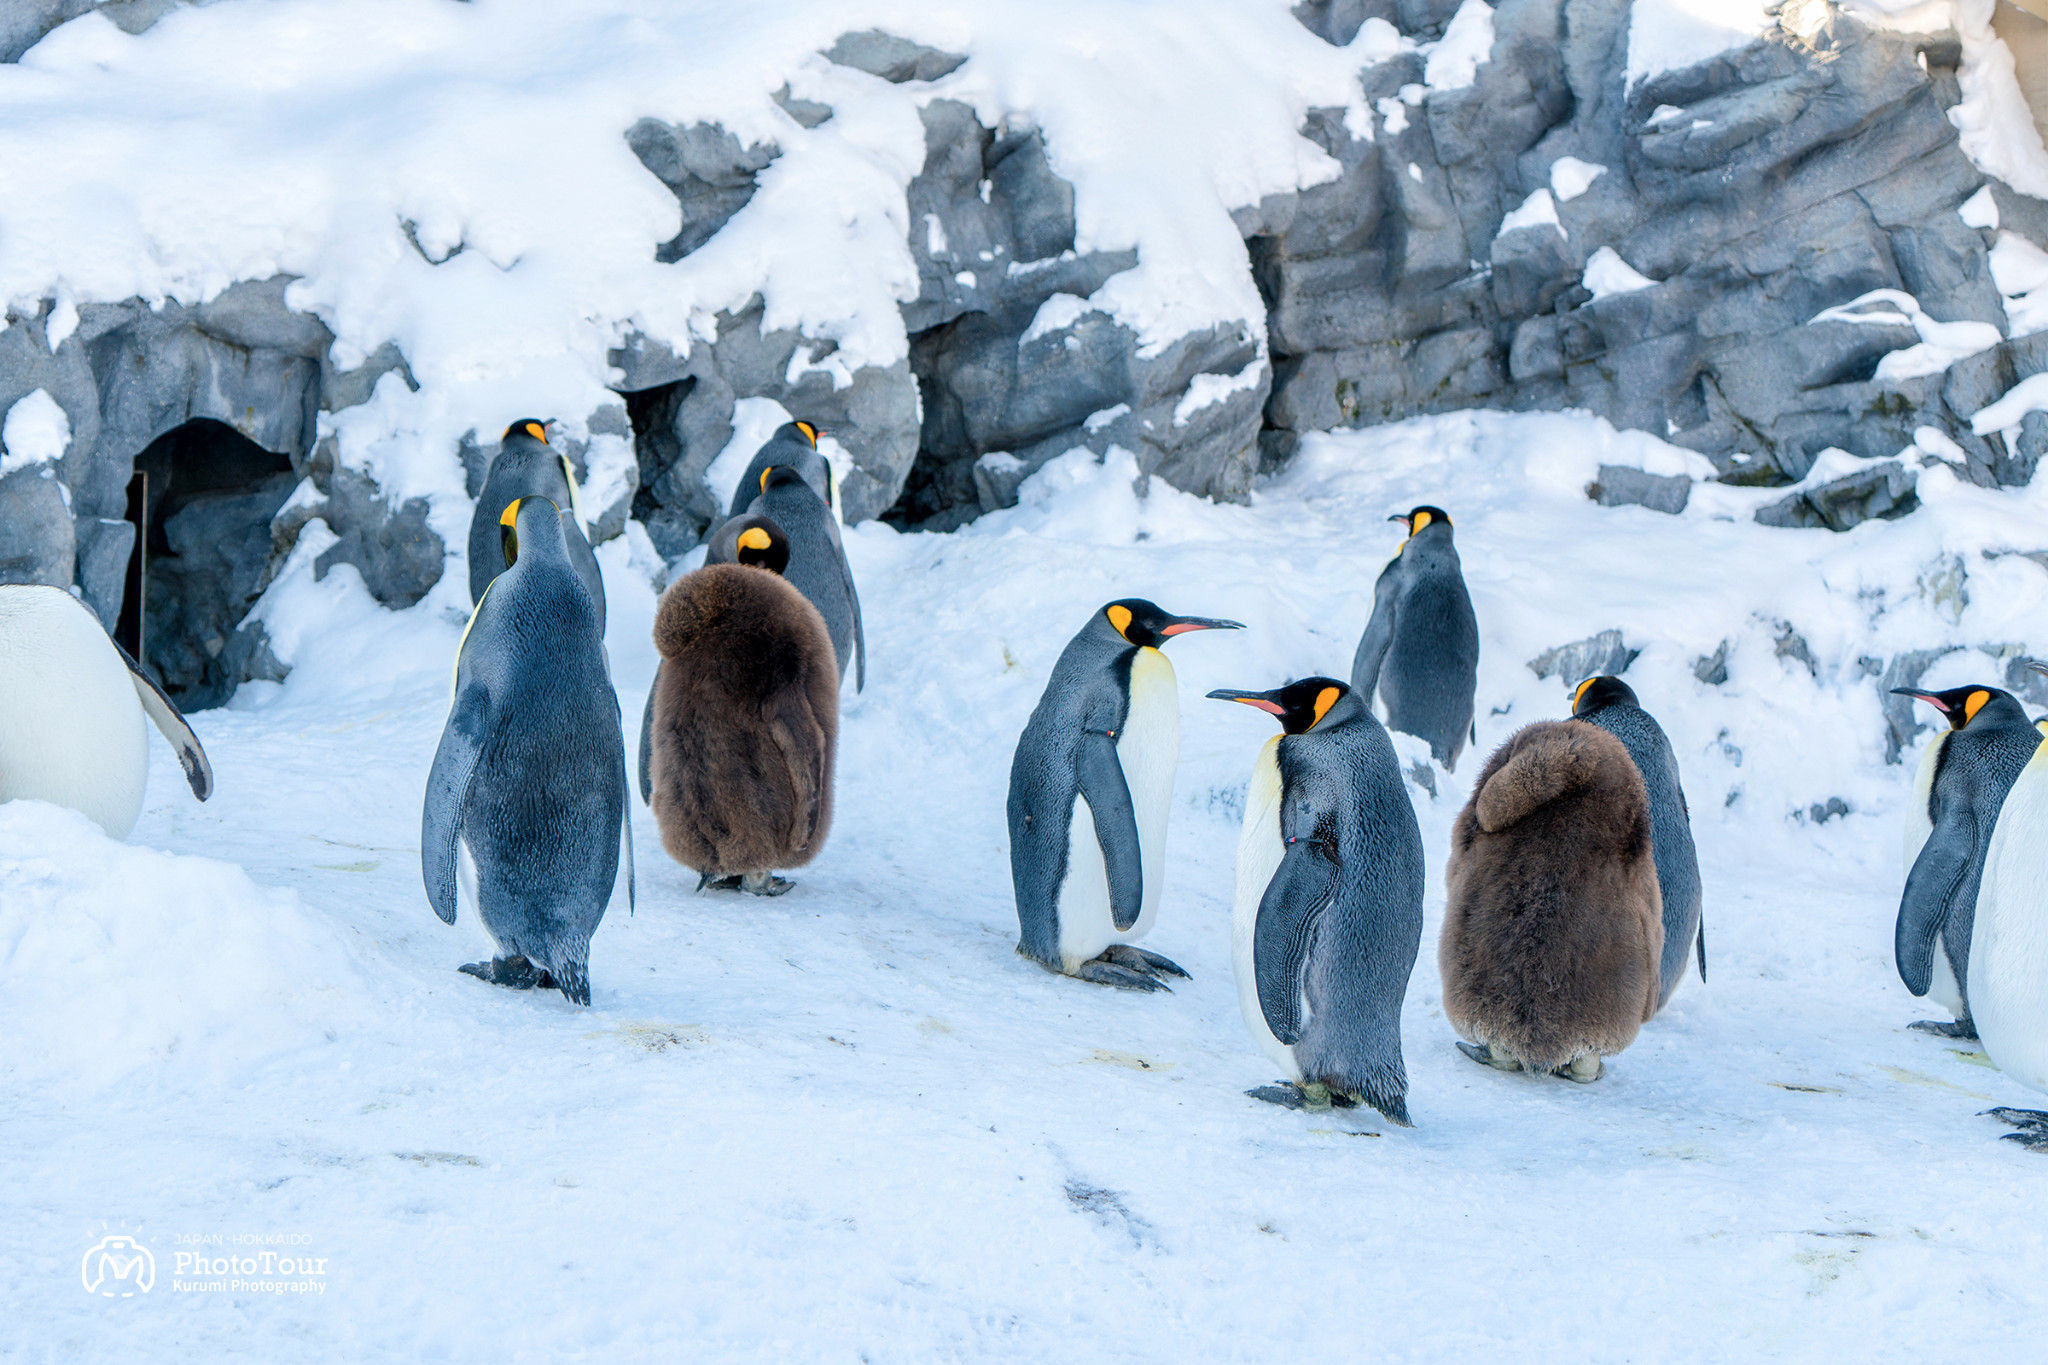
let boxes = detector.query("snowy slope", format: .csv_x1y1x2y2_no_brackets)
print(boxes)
10,412,2048,1357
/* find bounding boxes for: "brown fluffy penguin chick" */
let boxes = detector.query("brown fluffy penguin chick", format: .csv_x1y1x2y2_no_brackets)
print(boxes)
648,561,838,895
1439,719,1663,1081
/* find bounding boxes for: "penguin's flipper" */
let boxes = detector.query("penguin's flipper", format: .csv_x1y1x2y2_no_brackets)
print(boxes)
622,786,637,917
422,684,490,926
1076,729,1144,930
1896,814,1975,995
565,519,608,634
1696,918,1707,981
1349,570,1398,699
637,665,659,804
112,638,213,801
1254,837,1339,1045
847,563,866,693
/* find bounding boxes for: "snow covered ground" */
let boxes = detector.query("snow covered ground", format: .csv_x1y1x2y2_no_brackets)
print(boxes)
10,411,2048,1358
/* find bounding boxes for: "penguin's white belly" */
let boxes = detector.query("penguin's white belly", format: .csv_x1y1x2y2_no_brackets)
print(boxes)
1970,755,2048,1093
1903,736,1941,875
1233,736,1301,1080
1055,647,1179,971
0,588,150,839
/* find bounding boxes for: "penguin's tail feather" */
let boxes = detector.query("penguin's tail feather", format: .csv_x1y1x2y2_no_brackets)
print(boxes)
551,958,591,1007
1473,725,1601,832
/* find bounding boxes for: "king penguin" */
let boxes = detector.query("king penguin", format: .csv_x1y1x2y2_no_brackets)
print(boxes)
1350,506,1479,770
1007,599,1243,989
468,419,606,630
1963,665,2048,1123
0,584,212,839
1894,683,2043,1039
646,516,838,895
728,420,835,519
423,497,632,1006
1207,677,1424,1123
1571,676,1703,1009
1440,719,1663,1081
744,459,864,691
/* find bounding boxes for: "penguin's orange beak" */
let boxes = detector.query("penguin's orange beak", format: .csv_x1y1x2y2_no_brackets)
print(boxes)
1206,688,1284,714
1159,615,1244,636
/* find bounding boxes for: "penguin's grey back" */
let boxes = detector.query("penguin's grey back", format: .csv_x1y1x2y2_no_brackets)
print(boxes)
453,536,624,995
468,438,606,628
1440,719,1663,1069
1281,704,1425,1114
1353,528,1478,769
1579,700,1702,1008
647,564,839,876
747,480,860,685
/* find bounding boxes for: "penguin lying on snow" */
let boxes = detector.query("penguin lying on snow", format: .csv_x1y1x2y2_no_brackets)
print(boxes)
1954,665,2048,1141
468,419,606,629
1209,677,1424,1124
647,517,838,896
1572,676,1703,1009
745,457,865,691
0,584,212,839
1441,720,1663,1082
1351,505,1479,771
423,498,632,1006
1008,599,1242,990
1893,684,2040,1040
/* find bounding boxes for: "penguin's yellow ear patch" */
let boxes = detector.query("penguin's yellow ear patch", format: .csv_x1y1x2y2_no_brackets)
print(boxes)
760,468,772,494
1311,686,1340,728
1409,510,1432,534
738,527,772,551
1965,690,1990,723
1106,604,1133,639
524,422,546,442
1573,678,1595,711
795,421,817,445
499,498,522,527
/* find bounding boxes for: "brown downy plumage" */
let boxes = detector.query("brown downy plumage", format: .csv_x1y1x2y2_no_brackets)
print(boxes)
1440,719,1664,1074
648,563,839,879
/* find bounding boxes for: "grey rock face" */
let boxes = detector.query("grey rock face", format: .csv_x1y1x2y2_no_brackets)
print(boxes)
1590,464,1690,514
1754,459,1918,531
0,466,76,588
821,30,967,84
1527,628,1636,683
627,119,778,264
890,100,1264,527
1878,646,1960,762
1256,2,2048,532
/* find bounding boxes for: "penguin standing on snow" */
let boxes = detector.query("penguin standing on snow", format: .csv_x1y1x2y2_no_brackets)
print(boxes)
468,419,606,628
0,584,212,839
423,498,632,1006
1440,720,1663,1082
1963,666,2048,1141
1571,676,1703,1008
1008,599,1243,990
646,518,838,895
1894,684,2043,1039
1207,677,1424,1123
728,420,836,519
1351,506,1479,770
744,457,865,691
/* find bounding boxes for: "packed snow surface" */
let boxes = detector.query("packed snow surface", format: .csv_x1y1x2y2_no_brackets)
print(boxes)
11,410,2048,1356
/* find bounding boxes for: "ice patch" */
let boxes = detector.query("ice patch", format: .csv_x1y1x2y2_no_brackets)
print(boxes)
1970,371,2048,434
1626,0,1772,90
0,389,71,476
1173,357,1264,427
1582,246,1658,298
1549,157,1607,202
1958,185,2000,230
1948,0,2048,199
1809,289,2002,381
1498,188,1564,239
1423,1,1495,92
1990,230,2048,337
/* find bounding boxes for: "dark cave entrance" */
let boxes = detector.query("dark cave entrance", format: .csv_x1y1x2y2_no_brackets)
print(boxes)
117,419,297,709
619,376,694,558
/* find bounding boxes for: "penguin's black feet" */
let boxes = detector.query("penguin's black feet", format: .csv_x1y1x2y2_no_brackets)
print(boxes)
1246,1083,1310,1109
1070,958,1171,991
740,870,794,897
459,955,555,991
1983,1108,2048,1152
1909,1019,1979,1040
1456,1040,1523,1073
695,872,743,894
1247,1082,1346,1110
1098,945,1191,981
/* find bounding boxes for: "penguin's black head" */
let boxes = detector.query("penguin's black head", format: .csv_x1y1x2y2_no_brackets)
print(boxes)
1572,675,1639,717
502,418,555,446
498,496,563,568
1207,677,1351,735
758,464,814,500
1390,505,1451,538
783,420,820,448
726,514,791,575
1100,599,1245,649
1891,684,2021,731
